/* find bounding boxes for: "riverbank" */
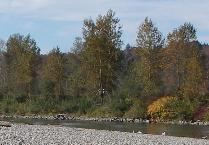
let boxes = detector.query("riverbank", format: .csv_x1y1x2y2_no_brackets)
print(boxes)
1,114,209,126
0,122,208,145
0,124,209,145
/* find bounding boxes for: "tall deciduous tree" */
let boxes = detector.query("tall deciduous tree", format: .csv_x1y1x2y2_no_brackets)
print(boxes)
43,47,66,98
71,37,83,55
6,34,40,98
0,40,7,94
164,23,205,98
68,37,85,98
82,9,123,103
135,17,164,99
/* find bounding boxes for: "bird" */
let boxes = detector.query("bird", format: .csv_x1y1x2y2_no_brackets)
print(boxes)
137,131,142,134
162,132,166,136
202,136,207,139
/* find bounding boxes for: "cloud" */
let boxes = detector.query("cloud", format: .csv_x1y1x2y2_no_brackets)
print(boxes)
0,0,209,29
0,0,208,53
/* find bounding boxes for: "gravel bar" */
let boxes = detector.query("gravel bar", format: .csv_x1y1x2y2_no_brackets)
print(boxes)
0,123,209,145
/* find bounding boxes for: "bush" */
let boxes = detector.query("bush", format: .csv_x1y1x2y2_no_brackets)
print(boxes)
147,96,199,121
124,99,145,119
171,99,198,120
25,97,59,114
58,100,78,114
15,103,29,115
202,110,209,121
77,97,92,114
15,94,28,103
88,106,114,117
147,96,178,120
0,96,18,114
0,92,4,101
110,97,131,117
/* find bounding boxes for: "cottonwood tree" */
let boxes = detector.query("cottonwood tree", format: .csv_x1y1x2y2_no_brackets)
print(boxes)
68,38,85,98
135,17,164,99
164,23,205,98
43,47,66,99
81,9,123,103
0,40,7,94
6,34,40,98
71,37,83,55
181,42,206,99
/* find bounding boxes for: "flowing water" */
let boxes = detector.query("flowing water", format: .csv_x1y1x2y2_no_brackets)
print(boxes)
1,117,209,139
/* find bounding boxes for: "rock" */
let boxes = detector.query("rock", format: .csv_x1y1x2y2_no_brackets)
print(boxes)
126,118,134,122
137,131,142,134
54,114,67,120
134,119,140,123
0,121,12,127
0,124,208,145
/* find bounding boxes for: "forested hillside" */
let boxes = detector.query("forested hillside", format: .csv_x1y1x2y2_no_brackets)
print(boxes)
0,10,209,121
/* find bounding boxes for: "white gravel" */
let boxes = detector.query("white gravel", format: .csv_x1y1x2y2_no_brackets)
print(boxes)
0,124,209,145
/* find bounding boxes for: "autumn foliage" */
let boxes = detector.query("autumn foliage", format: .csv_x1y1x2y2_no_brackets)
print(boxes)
0,10,208,120
147,96,178,120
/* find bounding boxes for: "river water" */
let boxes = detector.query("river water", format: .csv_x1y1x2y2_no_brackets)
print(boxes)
1,118,209,139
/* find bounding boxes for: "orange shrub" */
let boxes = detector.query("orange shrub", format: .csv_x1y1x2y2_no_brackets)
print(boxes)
147,96,178,120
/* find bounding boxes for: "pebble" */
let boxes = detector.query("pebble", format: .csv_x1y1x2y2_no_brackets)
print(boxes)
0,124,209,145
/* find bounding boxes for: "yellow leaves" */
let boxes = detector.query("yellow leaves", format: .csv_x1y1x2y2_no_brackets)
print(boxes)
147,96,177,120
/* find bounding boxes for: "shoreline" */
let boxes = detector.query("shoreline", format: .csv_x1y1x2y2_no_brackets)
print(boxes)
0,122,208,144
1,114,209,126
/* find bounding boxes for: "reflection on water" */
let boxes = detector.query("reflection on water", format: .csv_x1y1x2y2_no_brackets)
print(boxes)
1,117,209,139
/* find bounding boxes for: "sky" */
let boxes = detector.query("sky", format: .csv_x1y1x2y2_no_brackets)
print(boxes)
0,0,208,54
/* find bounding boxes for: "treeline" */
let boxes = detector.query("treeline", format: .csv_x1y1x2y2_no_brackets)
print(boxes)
0,10,209,121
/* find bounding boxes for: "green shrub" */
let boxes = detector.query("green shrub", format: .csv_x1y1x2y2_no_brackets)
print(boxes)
0,93,4,101
110,96,131,117
15,103,29,115
0,96,18,114
88,106,114,117
58,100,78,113
202,110,209,121
78,97,92,114
169,99,197,120
15,94,28,103
26,97,59,114
124,99,145,118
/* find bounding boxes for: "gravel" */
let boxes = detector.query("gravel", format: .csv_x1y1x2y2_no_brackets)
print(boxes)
0,123,209,145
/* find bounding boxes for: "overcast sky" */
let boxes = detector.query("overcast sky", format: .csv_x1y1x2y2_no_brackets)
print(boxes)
0,0,208,53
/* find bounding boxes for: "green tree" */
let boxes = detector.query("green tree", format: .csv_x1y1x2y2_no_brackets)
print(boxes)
6,34,40,98
135,17,164,99
68,38,85,98
43,47,66,98
0,40,7,95
71,37,83,55
81,9,123,103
